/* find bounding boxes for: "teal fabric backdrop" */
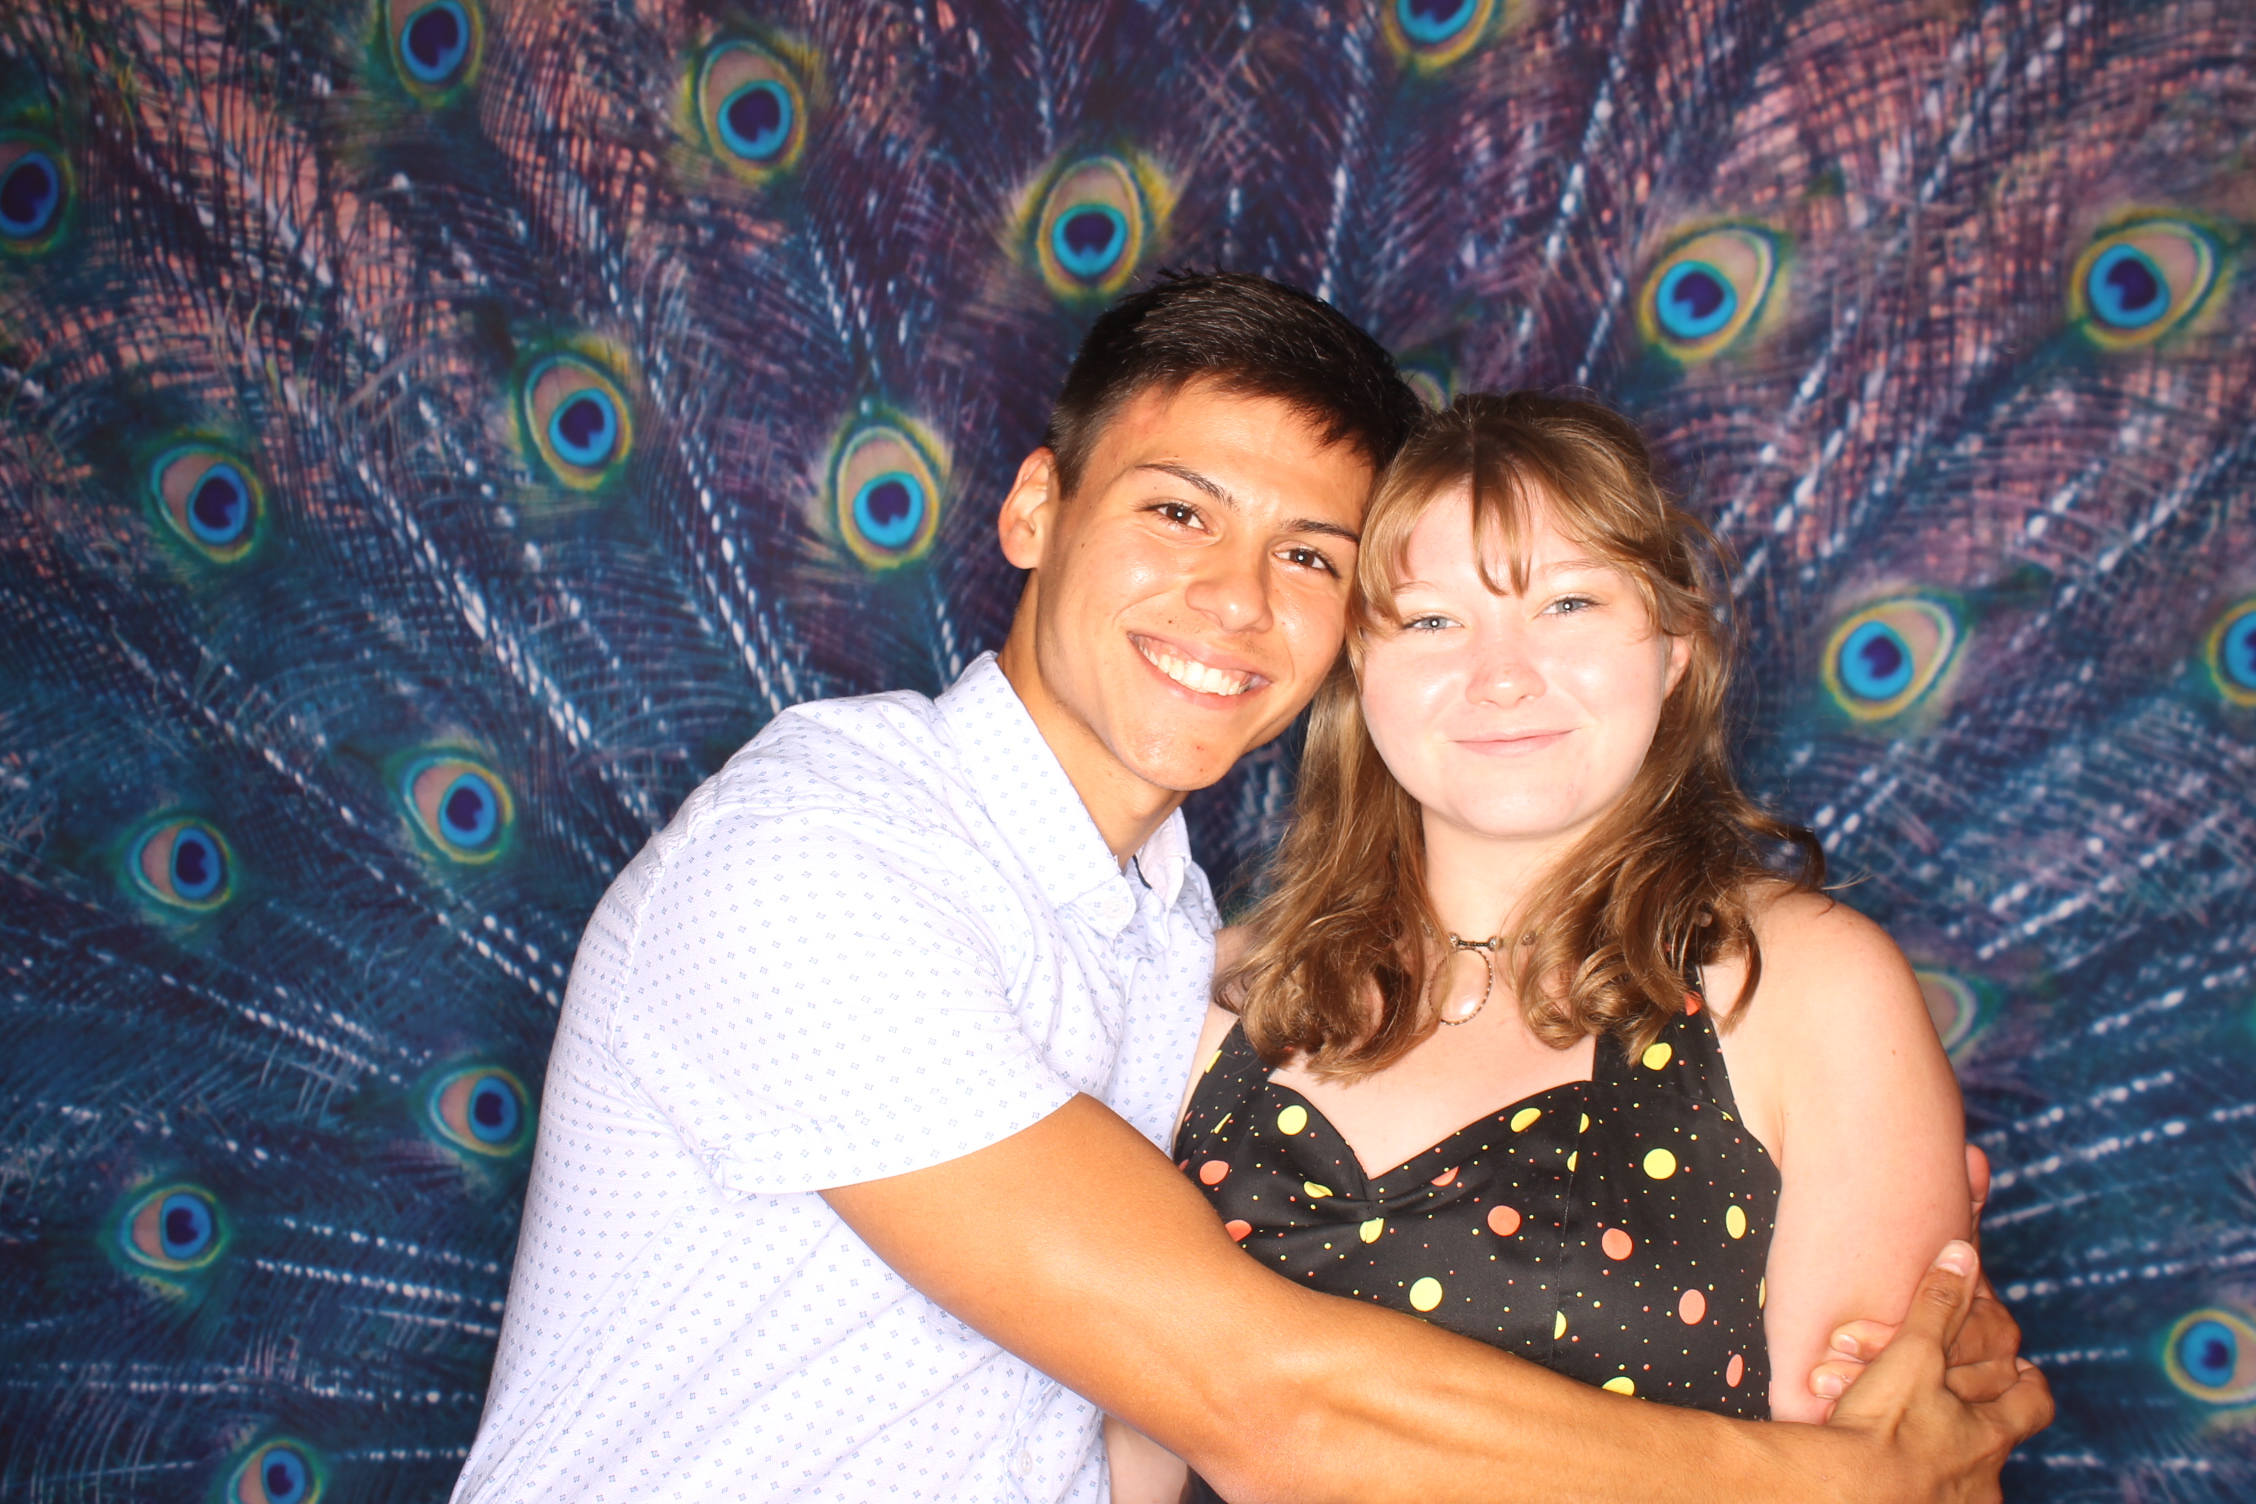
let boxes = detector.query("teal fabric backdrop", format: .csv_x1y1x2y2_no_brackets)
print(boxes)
2,1,2252,1498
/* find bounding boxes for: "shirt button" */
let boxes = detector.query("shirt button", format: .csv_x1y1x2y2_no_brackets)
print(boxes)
1014,1448,1034,1476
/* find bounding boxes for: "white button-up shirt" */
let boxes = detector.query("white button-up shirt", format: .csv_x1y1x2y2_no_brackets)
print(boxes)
453,654,1218,1504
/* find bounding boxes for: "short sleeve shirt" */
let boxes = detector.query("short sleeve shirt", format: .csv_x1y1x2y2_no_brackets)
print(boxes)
452,655,1218,1504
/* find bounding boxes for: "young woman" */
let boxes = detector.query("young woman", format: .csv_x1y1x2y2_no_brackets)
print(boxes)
1115,391,1970,1501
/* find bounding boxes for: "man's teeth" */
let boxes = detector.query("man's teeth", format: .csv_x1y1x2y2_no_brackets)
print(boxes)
1138,640,1255,697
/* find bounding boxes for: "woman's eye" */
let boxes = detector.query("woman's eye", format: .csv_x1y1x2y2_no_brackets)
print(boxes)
1403,614,1453,631
1548,594,1598,615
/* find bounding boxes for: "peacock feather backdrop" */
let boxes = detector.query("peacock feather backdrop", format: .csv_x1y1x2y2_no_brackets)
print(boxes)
1,0,2251,1498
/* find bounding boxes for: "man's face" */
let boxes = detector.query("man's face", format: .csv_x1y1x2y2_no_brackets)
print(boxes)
1000,380,1373,810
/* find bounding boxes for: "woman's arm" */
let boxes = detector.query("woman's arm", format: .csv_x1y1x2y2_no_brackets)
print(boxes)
1709,889,1972,1423
1106,1413,1191,1504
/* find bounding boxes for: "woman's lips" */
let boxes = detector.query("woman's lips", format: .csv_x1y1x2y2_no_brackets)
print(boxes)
1453,730,1571,756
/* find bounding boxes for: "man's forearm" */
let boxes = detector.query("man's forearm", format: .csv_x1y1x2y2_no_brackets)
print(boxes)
1170,1276,1868,1504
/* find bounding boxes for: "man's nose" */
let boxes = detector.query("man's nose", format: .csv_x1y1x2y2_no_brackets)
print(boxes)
1183,544,1272,634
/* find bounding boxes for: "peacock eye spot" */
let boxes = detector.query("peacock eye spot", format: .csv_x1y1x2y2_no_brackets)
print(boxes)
1911,968,1988,1057
1387,0,1496,65
129,818,235,911
402,755,512,861
229,1441,323,1504
1031,155,1154,299
150,446,265,561
521,355,634,490
1820,596,1962,724
0,148,61,240
391,0,476,91
2164,1309,2256,1404
697,42,809,182
719,81,793,163
832,420,946,569
2206,599,2256,707
854,474,923,549
425,1064,533,1155
1657,262,1735,336
2071,217,2221,349
550,390,619,467
1053,206,1127,278
1637,226,1781,363
116,1183,226,1273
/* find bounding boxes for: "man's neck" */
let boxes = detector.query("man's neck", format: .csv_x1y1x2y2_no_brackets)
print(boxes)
995,636,1184,869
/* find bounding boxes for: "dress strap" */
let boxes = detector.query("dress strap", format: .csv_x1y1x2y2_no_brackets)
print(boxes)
1592,980,1750,1121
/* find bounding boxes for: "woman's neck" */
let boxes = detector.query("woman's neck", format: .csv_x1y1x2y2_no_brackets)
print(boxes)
1419,811,1588,941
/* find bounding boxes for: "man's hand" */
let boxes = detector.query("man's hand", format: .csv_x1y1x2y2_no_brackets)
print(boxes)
1821,1240,2053,1504
1810,1145,2023,1411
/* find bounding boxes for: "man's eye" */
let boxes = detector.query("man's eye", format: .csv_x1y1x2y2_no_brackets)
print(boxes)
1281,546,1336,575
1153,501,1201,527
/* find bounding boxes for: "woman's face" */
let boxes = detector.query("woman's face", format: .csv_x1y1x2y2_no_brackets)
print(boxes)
1358,483,1689,856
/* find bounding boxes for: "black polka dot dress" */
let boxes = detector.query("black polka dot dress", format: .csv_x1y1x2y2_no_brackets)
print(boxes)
1173,992,1778,1434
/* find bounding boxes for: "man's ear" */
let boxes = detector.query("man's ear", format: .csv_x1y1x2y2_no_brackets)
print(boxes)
997,449,1061,571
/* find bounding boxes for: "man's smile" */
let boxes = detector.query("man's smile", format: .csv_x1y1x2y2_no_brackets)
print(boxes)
1131,633,1266,699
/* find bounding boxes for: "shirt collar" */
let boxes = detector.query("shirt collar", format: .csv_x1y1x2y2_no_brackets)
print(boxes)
936,653,1195,929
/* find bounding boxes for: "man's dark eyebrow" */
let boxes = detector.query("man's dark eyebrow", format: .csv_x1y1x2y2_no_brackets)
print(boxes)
1136,461,1235,506
1134,462,1361,545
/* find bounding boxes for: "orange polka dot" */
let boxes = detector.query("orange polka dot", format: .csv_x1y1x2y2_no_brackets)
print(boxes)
1679,1288,1707,1325
1431,1166,1459,1187
1726,1352,1744,1387
1684,991,1703,1015
1198,1160,1229,1186
1487,1204,1522,1236
1225,1220,1252,1242
1601,1227,1633,1260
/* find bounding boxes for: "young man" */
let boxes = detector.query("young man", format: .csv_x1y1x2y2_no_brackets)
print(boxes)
453,274,2049,1504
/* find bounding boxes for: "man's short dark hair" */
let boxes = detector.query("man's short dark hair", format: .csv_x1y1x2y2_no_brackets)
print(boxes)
1041,271,1424,499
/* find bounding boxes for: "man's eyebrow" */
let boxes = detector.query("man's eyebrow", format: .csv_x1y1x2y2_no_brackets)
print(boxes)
1287,517,1362,545
1135,462,1361,544
1136,461,1235,506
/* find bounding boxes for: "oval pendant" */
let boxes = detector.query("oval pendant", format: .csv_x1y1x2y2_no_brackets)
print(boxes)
1433,944,1494,1026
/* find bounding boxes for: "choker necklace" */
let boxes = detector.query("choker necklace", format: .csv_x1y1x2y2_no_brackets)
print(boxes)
1430,933,1507,1026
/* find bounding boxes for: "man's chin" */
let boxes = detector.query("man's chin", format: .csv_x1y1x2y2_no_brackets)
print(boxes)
1119,726,1288,797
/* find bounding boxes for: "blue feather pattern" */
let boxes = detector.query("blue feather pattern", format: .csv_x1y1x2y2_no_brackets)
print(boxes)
1,1,2251,1499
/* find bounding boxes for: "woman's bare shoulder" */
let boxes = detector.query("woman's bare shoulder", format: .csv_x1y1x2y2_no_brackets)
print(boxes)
1728,882,1939,1060
1213,922,1253,976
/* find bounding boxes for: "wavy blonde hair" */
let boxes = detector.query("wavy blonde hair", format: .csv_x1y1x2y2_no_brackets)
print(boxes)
1223,391,1823,1079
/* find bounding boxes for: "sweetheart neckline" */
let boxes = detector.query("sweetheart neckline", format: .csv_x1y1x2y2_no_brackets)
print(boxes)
1233,1022,1599,1184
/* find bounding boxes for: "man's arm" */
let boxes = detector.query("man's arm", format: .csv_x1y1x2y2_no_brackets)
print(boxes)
825,1093,2051,1504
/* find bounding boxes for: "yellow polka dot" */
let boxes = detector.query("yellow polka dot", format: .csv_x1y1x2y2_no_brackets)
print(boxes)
1602,1376,1636,1395
1642,1147,1678,1179
1276,1104,1308,1135
1553,1310,1567,1338
1360,1218,1385,1243
1303,1182,1333,1200
1566,1151,1579,1171
1725,1205,1748,1240
1578,1113,1590,1133
1510,1107,1542,1132
1203,1047,1222,1075
1758,1276,1767,1308
1409,1277,1443,1312
1641,1041,1673,1070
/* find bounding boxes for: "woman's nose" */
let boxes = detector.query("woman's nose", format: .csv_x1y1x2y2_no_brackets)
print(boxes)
1468,632,1544,704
